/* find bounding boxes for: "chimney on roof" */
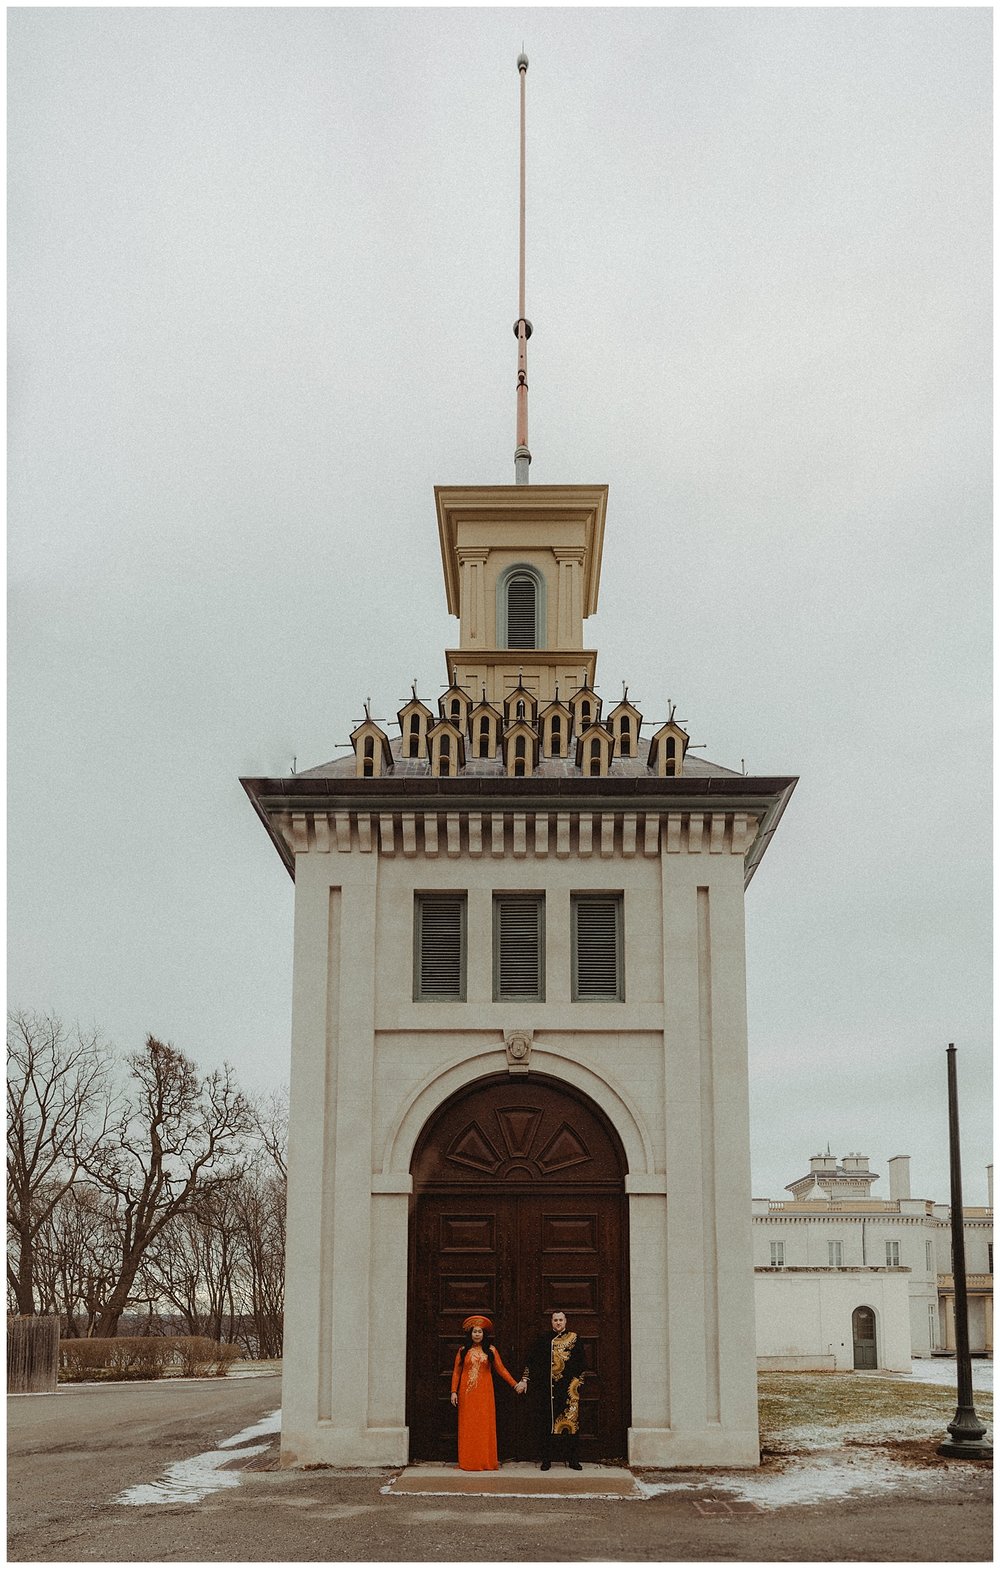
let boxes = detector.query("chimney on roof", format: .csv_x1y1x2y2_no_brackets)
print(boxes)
888,1155,911,1201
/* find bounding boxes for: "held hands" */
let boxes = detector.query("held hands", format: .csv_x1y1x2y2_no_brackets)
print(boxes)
515,1379,527,1395
450,1392,458,1407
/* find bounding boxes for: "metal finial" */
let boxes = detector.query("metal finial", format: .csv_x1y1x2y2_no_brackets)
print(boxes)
514,52,532,484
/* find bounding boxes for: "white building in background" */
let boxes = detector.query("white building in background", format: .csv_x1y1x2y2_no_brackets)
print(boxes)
752,1151,993,1370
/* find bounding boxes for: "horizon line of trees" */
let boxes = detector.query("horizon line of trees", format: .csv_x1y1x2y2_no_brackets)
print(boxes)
6,1009,286,1355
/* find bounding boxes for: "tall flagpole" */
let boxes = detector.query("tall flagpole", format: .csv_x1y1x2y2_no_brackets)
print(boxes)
514,52,532,484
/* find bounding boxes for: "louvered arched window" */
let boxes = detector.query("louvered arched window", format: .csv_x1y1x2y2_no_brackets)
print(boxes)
363,735,375,778
619,715,631,757
550,715,562,757
499,565,544,650
587,738,602,777
478,716,491,758
666,736,677,776
408,713,421,758
507,575,536,648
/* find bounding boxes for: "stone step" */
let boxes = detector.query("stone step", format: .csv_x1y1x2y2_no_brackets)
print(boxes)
385,1462,639,1497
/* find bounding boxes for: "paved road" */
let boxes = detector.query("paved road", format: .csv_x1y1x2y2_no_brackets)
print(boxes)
8,1376,992,1563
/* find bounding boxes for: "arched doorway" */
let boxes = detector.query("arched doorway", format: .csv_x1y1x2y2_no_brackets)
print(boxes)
852,1305,878,1369
406,1073,630,1462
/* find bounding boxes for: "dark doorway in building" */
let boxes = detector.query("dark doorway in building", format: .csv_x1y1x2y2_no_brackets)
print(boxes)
407,1073,630,1463
852,1305,878,1369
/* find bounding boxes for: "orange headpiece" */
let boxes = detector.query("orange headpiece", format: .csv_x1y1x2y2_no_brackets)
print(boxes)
461,1314,494,1333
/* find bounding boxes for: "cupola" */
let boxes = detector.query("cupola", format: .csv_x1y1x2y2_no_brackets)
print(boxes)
538,692,573,759
439,679,473,734
606,691,643,760
349,711,393,778
396,691,435,761
427,718,466,778
502,679,539,729
575,721,614,778
568,679,602,736
468,695,503,760
502,720,540,778
647,718,689,778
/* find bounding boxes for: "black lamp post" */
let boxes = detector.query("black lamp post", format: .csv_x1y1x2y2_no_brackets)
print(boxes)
936,1044,991,1459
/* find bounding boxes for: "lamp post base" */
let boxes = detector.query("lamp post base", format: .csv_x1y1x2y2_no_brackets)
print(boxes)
936,1437,992,1460
937,1410,991,1460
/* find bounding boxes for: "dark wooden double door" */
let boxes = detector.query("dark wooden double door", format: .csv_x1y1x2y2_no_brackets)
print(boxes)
407,1075,629,1463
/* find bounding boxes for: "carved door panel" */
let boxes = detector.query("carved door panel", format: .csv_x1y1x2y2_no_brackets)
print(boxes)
407,1075,629,1462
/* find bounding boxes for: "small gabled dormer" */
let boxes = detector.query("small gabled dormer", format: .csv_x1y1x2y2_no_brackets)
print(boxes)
502,679,539,730
439,679,473,734
606,691,643,760
350,712,393,779
647,719,689,778
568,679,602,737
469,696,503,760
576,721,614,778
396,691,435,760
538,693,573,759
427,718,466,778
502,720,539,778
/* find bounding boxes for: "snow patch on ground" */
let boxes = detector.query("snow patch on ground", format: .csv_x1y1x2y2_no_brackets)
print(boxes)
116,1444,272,1505
218,1409,282,1448
903,1358,992,1392
116,1408,281,1505
637,1451,984,1512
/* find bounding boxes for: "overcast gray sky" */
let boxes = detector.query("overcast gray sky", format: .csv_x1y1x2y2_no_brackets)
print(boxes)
9,7,991,1204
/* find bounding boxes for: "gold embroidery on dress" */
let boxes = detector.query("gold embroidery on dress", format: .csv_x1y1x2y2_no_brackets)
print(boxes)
465,1346,487,1390
549,1331,576,1384
553,1375,583,1435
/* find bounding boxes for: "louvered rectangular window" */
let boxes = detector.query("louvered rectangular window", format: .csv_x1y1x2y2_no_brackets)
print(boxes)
506,575,537,649
493,894,544,1001
572,894,624,1001
414,894,466,1001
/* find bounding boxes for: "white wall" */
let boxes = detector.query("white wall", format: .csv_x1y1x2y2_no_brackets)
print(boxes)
279,805,764,1469
754,1270,912,1371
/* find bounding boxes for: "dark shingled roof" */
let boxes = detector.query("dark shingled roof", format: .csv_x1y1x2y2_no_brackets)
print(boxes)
297,735,741,781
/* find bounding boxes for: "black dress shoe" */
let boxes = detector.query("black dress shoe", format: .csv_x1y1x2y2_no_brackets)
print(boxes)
568,1460,582,1470
540,1460,551,1471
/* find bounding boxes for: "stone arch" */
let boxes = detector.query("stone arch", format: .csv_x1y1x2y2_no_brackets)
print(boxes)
380,1042,655,1183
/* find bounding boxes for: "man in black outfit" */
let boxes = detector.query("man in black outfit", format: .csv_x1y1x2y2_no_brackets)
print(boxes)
519,1309,587,1470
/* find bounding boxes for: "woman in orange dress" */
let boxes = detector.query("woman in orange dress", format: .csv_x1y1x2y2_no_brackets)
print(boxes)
450,1314,523,1471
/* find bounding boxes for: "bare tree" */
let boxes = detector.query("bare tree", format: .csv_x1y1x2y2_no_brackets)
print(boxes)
90,1036,253,1336
34,1181,119,1336
6,1011,113,1315
252,1088,288,1183
232,1155,286,1356
139,1183,242,1341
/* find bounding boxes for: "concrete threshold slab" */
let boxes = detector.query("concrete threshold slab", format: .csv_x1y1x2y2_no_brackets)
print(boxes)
383,1462,639,1499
